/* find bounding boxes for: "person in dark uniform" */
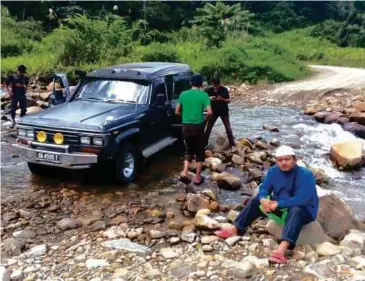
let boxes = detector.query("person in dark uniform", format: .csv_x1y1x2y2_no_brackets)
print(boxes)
4,65,30,128
204,78,235,148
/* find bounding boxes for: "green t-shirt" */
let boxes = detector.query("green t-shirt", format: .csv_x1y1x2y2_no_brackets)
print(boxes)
178,89,210,124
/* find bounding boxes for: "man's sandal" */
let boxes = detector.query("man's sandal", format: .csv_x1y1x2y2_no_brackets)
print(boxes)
214,228,237,239
269,252,288,264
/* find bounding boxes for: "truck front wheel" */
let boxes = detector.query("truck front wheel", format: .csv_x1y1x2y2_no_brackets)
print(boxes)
116,142,139,184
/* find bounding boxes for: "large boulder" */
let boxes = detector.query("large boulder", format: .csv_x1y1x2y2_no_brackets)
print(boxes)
212,172,241,190
350,112,365,126
330,139,364,170
324,112,345,124
317,194,358,240
343,122,365,139
354,102,365,113
204,157,222,171
16,106,43,115
213,133,230,152
266,220,334,246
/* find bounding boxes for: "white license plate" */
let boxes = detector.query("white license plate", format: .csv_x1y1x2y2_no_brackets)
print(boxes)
36,152,60,163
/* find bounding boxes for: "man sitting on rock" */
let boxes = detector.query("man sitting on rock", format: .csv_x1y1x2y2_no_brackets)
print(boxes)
215,145,319,264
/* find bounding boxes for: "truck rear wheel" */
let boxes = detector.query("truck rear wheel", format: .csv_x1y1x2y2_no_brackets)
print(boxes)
28,162,49,175
116,142,139,184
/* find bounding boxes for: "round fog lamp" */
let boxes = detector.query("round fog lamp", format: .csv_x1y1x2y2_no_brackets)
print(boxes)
54,133,64,145
37,131,47,143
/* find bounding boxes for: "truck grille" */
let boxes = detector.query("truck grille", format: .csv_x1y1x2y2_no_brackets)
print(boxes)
34,129,80,145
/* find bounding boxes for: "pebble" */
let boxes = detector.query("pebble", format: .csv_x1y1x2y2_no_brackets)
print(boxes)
10,269,23,280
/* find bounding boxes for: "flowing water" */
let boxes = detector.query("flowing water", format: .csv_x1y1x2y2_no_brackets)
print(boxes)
1,103,364,220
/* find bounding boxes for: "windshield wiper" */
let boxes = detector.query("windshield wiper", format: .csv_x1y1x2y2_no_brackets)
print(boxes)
79,97,104,101
104,99,136,104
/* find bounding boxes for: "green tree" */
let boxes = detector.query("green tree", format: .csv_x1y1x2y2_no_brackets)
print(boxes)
338,2,365,47
191,2,254,47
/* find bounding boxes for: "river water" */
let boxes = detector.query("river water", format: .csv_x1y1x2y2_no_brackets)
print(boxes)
1,103,364,220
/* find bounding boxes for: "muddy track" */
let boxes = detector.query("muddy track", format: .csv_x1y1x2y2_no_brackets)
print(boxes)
236,65,365,107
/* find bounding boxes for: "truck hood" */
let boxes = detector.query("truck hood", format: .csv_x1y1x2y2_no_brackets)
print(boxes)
20,101,141,132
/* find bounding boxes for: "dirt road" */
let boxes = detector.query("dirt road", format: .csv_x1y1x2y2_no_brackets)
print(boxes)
236,65,365,106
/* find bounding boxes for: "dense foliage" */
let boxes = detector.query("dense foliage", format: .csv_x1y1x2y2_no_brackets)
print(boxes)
1,1,364,84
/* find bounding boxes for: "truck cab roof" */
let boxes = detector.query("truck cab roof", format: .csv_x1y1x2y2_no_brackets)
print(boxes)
86,62,192,81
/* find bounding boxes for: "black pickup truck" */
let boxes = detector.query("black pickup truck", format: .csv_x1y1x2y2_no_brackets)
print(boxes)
13,62,195,183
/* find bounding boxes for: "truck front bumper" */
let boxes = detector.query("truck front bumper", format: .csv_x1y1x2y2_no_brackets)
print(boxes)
12,142,98,169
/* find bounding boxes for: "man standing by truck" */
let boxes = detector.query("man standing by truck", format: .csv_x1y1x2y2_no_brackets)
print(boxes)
204,78,235,148
4,64,29,128
175,74,212,185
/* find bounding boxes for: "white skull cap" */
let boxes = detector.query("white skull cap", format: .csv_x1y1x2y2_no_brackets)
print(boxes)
275,145,296,157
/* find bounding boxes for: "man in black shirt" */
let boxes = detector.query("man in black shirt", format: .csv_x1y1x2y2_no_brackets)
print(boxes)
204,78,235,148
4,65,29,128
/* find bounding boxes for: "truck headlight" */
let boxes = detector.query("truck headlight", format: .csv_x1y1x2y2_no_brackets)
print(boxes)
18,129,26,137
26,130,34,138
80,136,91,145
93,137,103,146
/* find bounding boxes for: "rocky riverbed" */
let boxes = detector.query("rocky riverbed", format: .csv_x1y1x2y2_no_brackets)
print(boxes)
1,133,365,281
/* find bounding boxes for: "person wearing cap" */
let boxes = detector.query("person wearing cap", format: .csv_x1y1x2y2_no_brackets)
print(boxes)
175,74,212,185
4,65,30,128
214,145,319,264
204,78,235,148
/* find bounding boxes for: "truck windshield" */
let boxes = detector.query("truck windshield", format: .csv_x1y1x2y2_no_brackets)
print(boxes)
77,80,149,104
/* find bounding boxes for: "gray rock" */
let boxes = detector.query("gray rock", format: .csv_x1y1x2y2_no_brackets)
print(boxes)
3,238,26,256
24,244,47,258
262,238,277,249
86,259,110,269
266,220,334,246
317,194,358,240
202,189,217,201
243,256,269,268
316,242,340,256
149,230,166,239
103,226,126,239
232,154,245,166
304,260,336,279
202,245,213,252
225,236,241,247
144,263,161,279
233,261,256,279
331,254,346,265
0,267,10,281
181,232,196,243
340,230,365,250
305,251,319,263
99,250,119,261
227,210,239,222
351,256,365,270
10,269,23,281
160,248,179,259
195,215,220,230
201,236,219,244
92,221,106,231
101,239,151,256
213,216,228,223
56,218,82,230
23,266,37,274
170,237,180,245
18,209,34,220
13,230,36,239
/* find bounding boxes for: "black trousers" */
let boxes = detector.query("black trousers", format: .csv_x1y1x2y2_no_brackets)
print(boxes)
11,94,27,120
183,123,205,163
205,114,235,147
